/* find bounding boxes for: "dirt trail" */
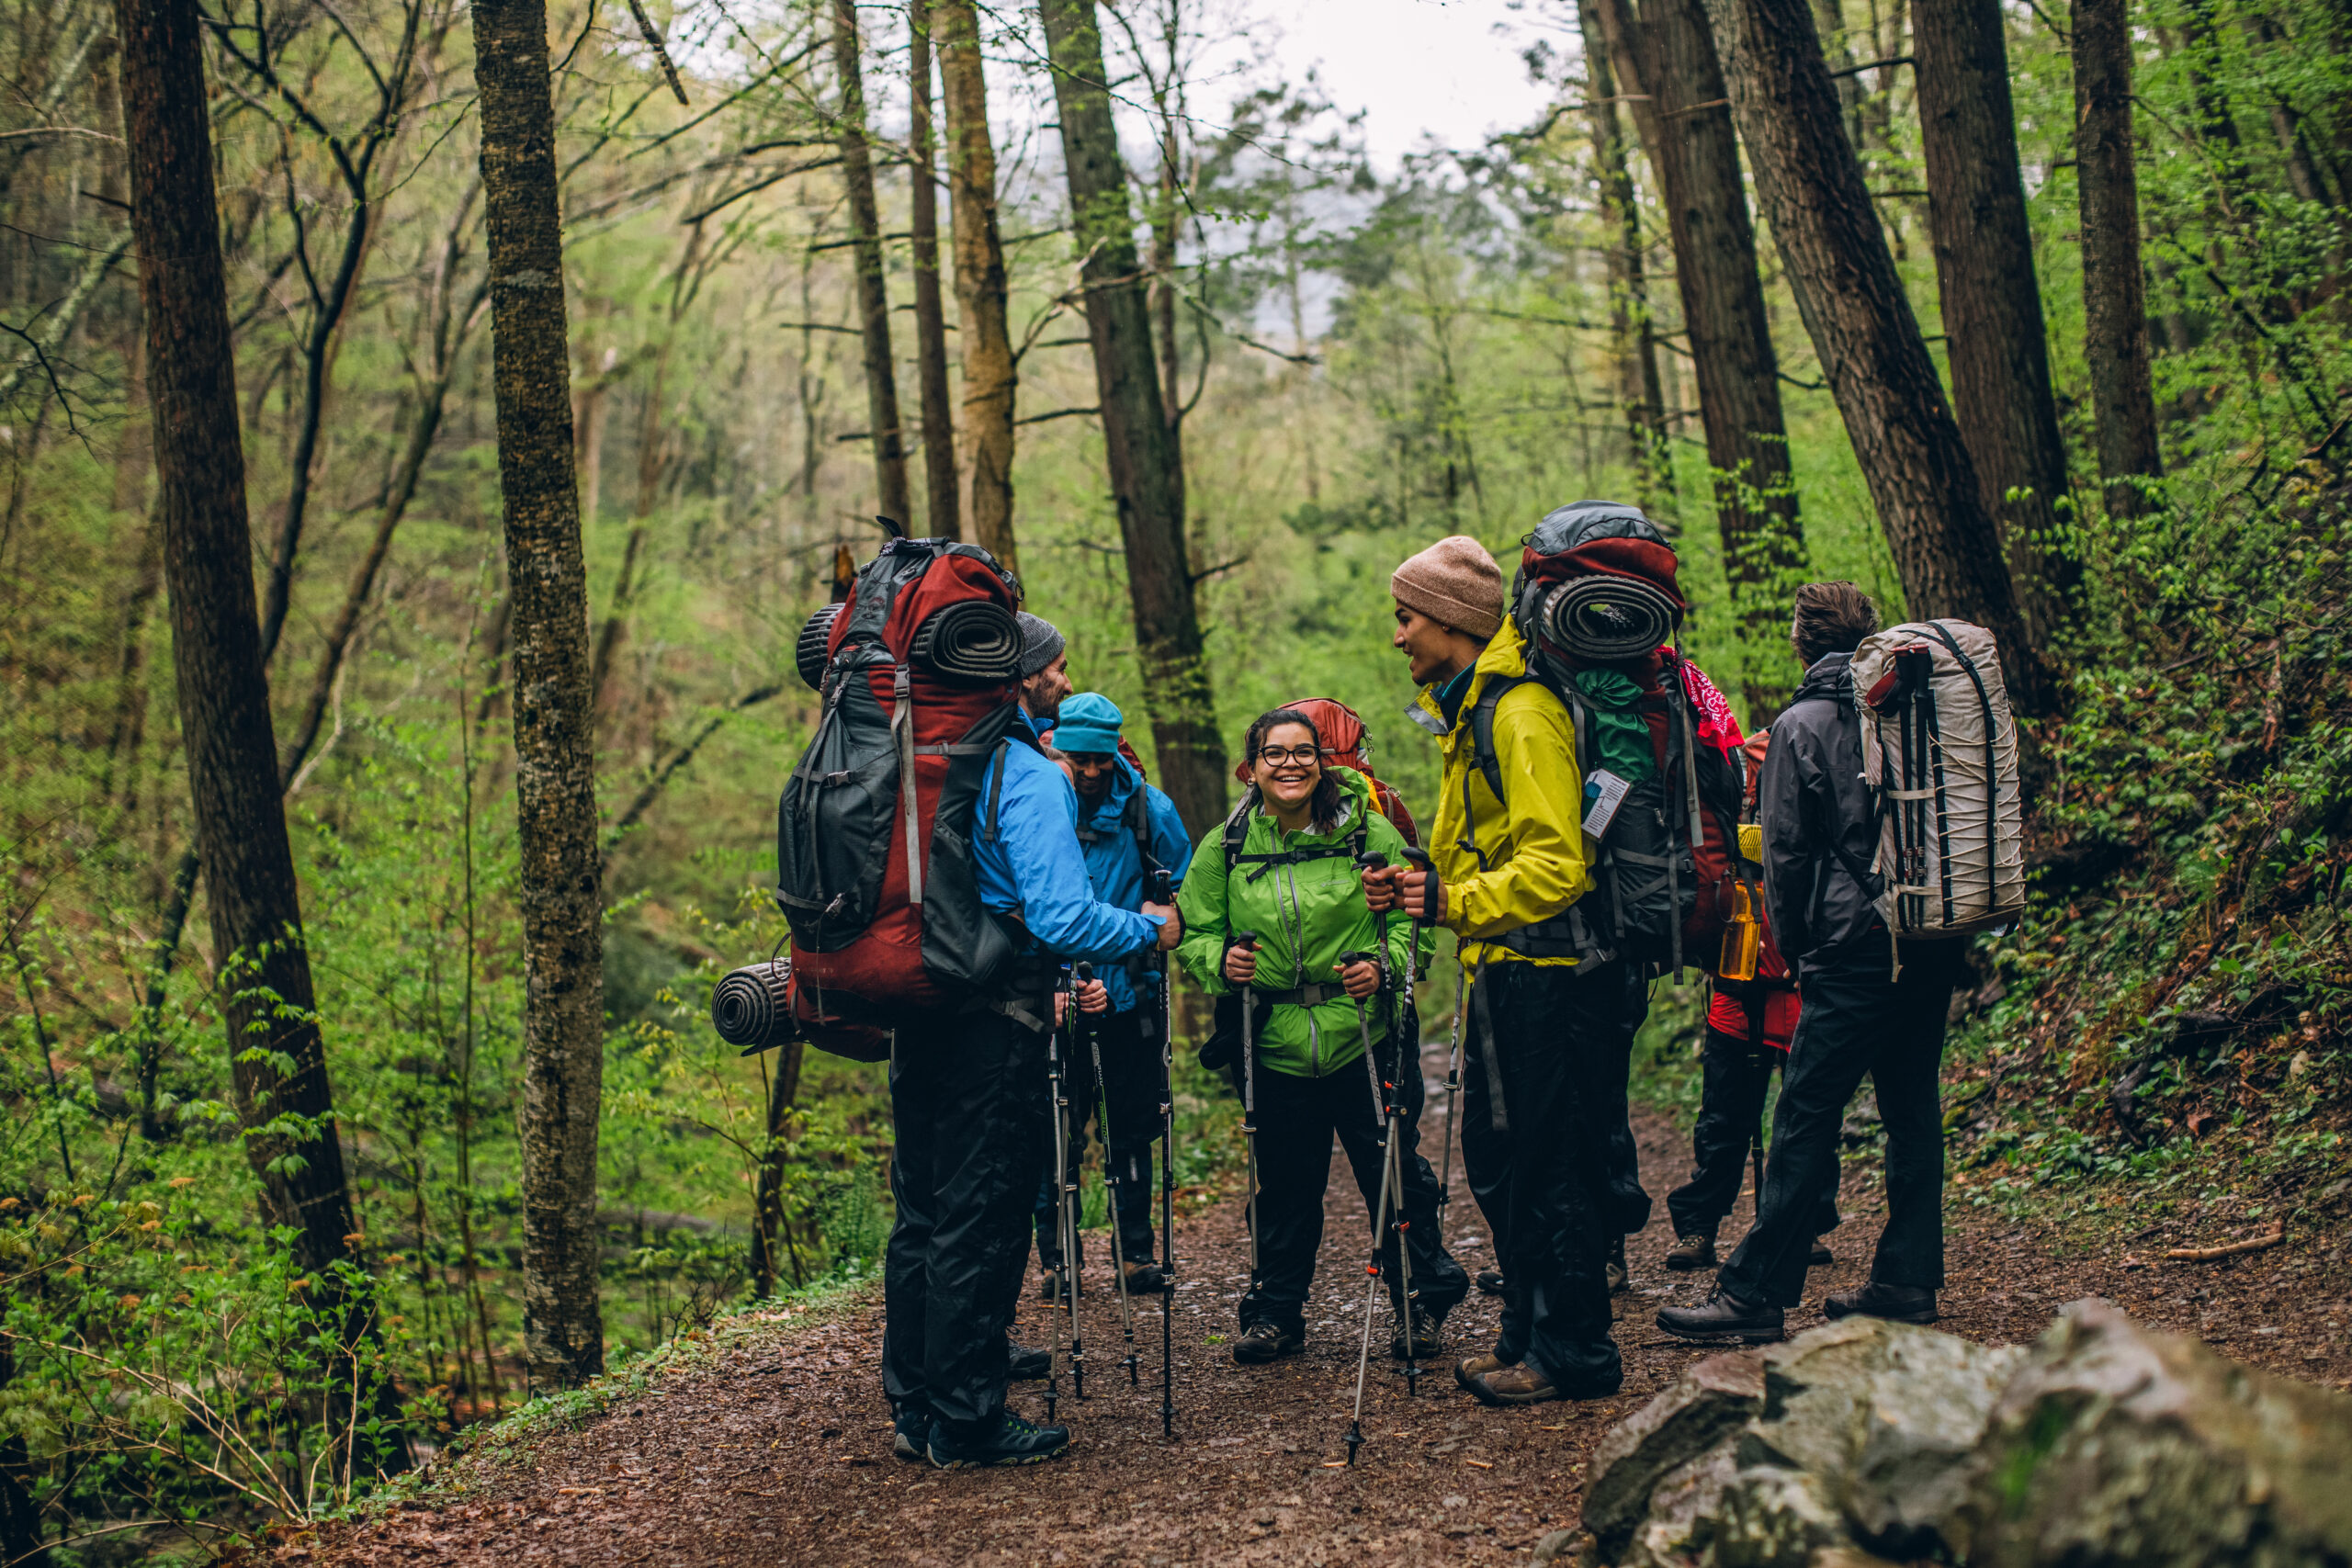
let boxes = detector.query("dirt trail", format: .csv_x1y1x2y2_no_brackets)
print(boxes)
293,1037,2352,1565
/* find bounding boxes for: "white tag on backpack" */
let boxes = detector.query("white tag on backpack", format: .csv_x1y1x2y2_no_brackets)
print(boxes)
1581,769,1631,837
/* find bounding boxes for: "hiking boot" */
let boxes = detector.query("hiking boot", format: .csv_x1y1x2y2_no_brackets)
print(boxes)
1466,1362,1560,1406
1824,1281,1937,1324
1657,1289,1784,1343
1007,1340,1051,1382
1809,1242,1835,1267
1666,1235,1716,1271
1606,1235,1630,1295
1231,1322,1303,1365
1037,1266,1076,1303
1475,1268,1507,1296
1389,1302,1443,1360
1454,1352,1506,1391
926,1413,1070,1470
892,1404,932,1462
1121,1259,1168,1295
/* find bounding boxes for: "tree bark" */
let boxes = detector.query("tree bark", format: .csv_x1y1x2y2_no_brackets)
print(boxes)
1039,0,1227,835
1576,0,1673,520
828,0,911,530
935,0,1019,572
907,1,961,539
1700,0,2045,714
2072,0,2163,519
749,1038,806,1300
1589,0,1808,722
117,0,367,1289
1912,0,2079,644
471,0,606,1386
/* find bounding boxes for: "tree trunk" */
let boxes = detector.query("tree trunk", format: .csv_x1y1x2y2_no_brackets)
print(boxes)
829,0,911,530
935,0,1019,572
1912,0,2079,645
1700,0,2045,715
117,0,367,1291
471,0,606,1386
1590,0,1808,722
1577,0,1673,520
749,1038,806,1300
1039,0,1227,835
2072,0,2163,519
908,1,961,540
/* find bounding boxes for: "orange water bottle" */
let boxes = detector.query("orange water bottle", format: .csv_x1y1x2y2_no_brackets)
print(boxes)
1718,880,1761,981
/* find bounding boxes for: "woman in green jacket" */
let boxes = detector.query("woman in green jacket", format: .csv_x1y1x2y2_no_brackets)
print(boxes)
1177,707,1468,1365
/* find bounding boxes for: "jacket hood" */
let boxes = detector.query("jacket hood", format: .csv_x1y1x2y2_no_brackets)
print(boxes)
1078,752,1142,828
1792,651,1854,705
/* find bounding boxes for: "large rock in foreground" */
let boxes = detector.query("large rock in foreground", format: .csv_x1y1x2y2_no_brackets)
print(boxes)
1581,1302,2352,1567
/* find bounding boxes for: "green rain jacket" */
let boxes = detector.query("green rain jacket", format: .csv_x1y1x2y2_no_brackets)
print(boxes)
1174,767,1430,1078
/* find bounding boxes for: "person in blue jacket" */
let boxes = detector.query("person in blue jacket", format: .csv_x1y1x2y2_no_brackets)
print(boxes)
886,653,1182,1472
1031,693,1194,1297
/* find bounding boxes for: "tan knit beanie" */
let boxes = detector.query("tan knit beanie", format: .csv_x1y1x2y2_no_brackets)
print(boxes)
1391,536,1504,640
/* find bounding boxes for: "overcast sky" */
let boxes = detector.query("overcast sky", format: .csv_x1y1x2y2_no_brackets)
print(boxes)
1220,0,1562,165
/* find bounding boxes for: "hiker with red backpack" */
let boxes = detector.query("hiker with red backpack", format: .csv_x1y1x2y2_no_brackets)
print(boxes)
775,543,1180,1469
1030,692,1193,1298
1658,582,2024,1342
1363,531,1638,1407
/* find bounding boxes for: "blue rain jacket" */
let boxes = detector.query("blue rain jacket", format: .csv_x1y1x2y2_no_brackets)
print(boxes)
973,739,1163,965
1073,756,1194,1013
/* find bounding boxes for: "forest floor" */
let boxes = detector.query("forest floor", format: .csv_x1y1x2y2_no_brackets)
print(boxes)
272,1035,2352,1567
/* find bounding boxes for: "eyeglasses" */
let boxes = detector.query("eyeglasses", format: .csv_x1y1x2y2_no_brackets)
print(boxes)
1254,744,1320,768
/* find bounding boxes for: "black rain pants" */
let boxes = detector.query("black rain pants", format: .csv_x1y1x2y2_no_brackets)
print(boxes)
1718,936,1963,1308
1666,1025,1842,1241
882,1005,1046,1442
1459,958,1636,1396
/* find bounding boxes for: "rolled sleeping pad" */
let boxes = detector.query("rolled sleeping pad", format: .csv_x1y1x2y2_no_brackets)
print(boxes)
712,959,797,1053
1535,573,1682,662
909,598,1022,684
795,604,844,691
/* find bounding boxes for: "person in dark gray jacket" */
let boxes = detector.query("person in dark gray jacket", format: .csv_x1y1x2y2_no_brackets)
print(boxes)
1657,582,1968,1343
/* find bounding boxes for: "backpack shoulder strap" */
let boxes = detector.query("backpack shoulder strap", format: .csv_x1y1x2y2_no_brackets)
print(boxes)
1468,672,1536,807
1221,786,1258,874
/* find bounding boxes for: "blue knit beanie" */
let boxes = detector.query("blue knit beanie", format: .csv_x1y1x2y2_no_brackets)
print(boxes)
1054,693,1125,755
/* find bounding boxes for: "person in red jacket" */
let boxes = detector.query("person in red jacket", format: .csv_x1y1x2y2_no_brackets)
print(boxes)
1663,730,1839,1271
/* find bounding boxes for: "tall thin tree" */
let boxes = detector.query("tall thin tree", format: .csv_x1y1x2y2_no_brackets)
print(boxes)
829,0,912,528
907,0,960,538
1576,0,1672,519
1589,0,1808,720
1038,0,1227,833
471,0,607,1385
935,0,1020,570
116,0,367,1294
2072,0,2164,519
1700,0,2045,713
1913,0,2080,643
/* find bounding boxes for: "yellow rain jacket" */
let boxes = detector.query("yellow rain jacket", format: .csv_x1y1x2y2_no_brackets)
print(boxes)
1408,617,1594,966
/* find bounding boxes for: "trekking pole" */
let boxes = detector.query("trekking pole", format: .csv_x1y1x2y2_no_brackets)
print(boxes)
1230,931,1263,1281
1400,846,1465,1251
1078,961,1141,1388
1043,968,1078,1422
1055,965,1087,1404
1351,850,1422,1397
1149,866,1178,1439
1337,948,1404,1466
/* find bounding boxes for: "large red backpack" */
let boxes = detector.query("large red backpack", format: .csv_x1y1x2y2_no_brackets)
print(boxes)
1504,500,1749,976
776,539,1028,1055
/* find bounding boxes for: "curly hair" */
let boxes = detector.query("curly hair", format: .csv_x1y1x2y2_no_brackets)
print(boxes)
1790,581,1880,666
1243,706,1344,833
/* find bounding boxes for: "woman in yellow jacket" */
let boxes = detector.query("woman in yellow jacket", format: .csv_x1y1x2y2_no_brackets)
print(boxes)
1365,532,1643,1407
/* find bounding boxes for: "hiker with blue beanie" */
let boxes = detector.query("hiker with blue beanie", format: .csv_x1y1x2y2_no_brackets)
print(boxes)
1034,692,1194,1296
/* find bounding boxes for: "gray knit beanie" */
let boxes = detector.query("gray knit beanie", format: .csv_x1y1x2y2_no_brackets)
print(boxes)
1391,536,1504,640
1016,613,1067,679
